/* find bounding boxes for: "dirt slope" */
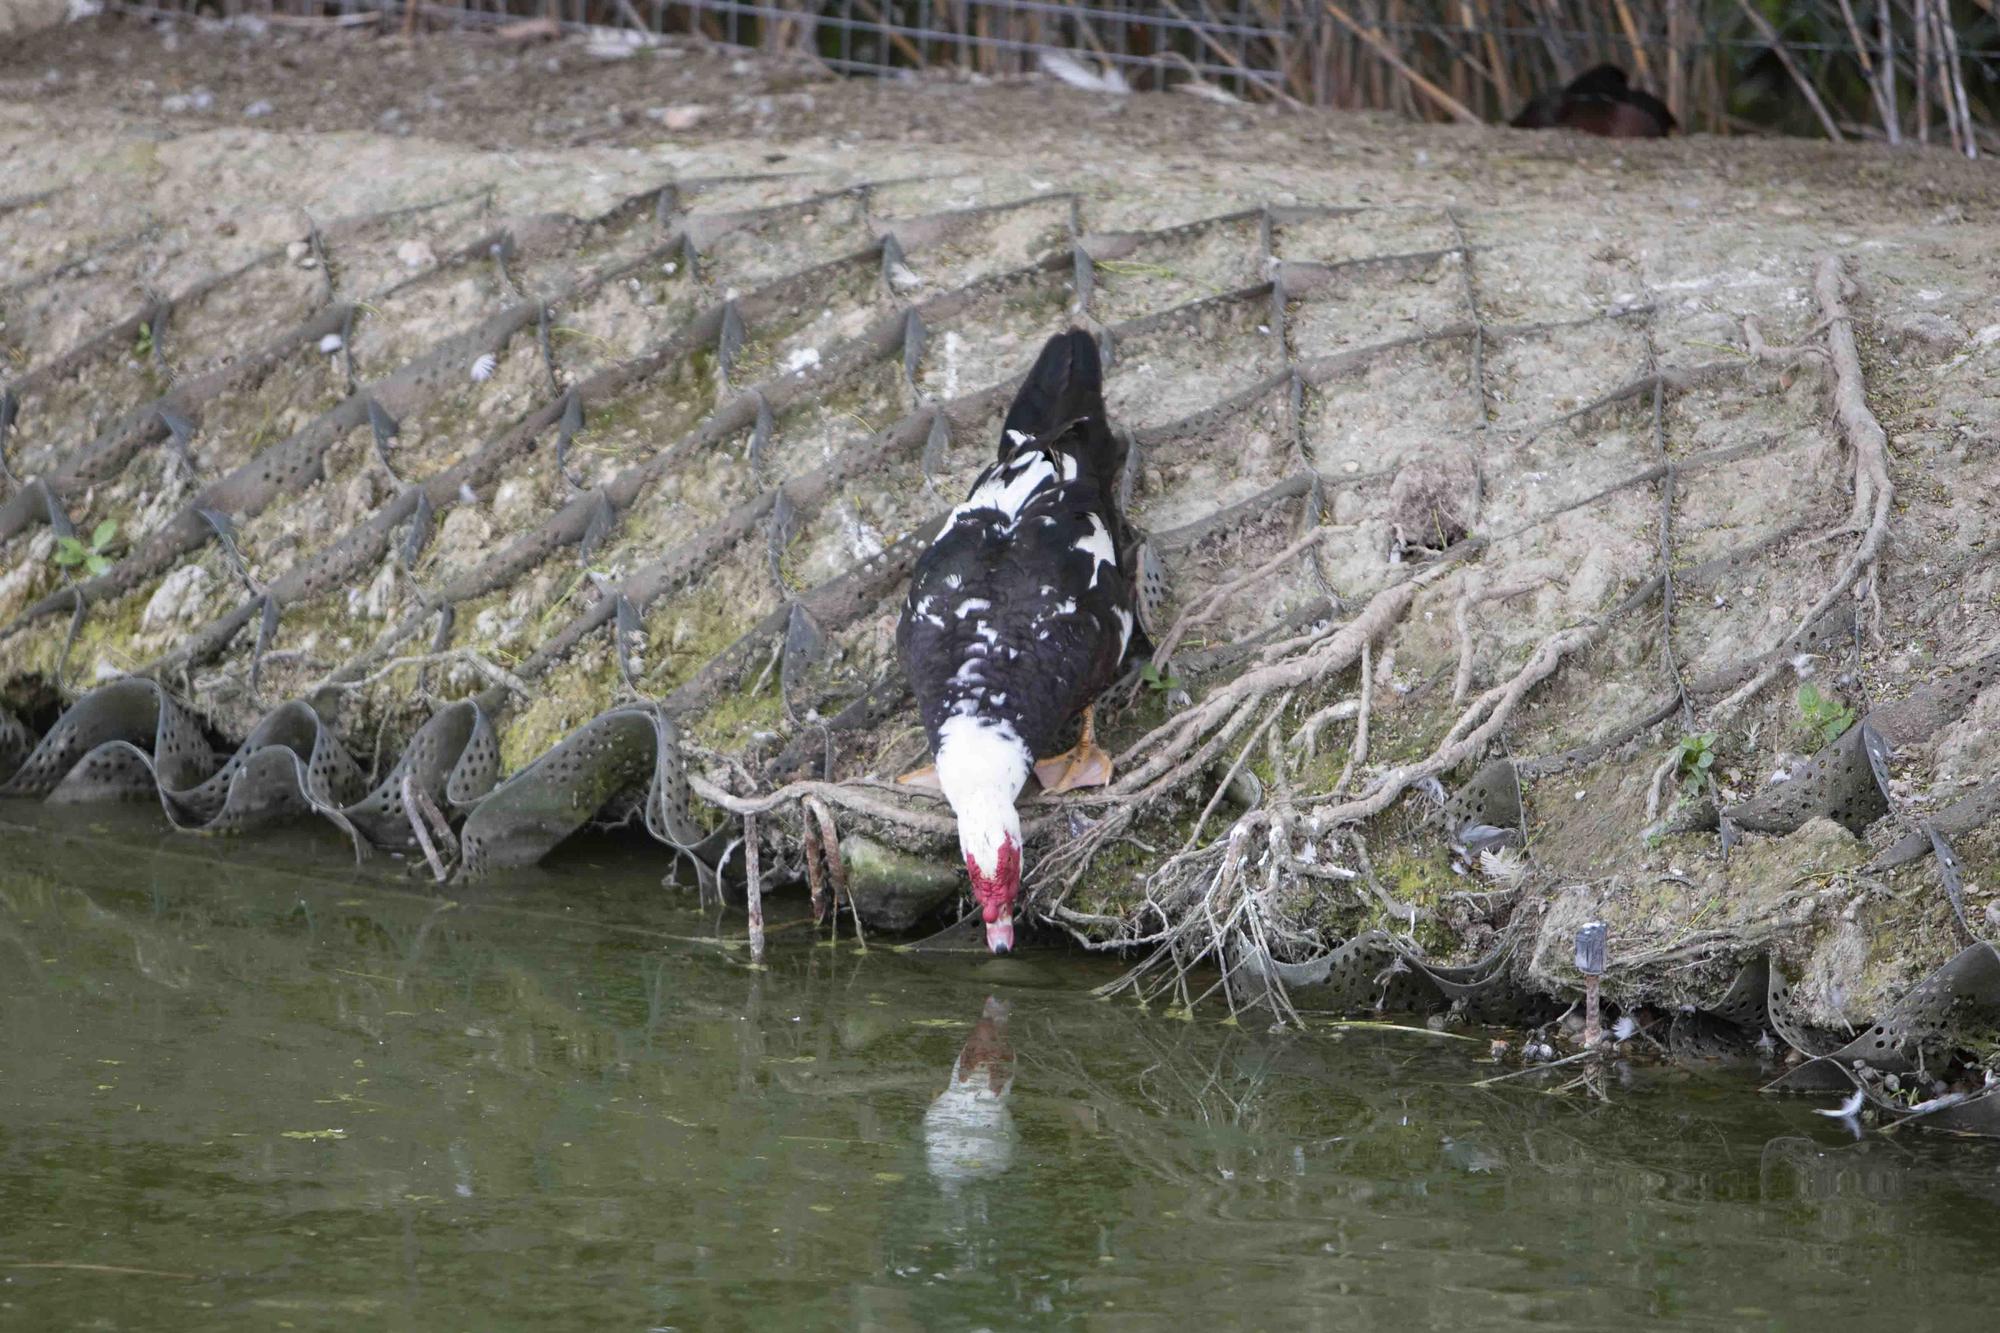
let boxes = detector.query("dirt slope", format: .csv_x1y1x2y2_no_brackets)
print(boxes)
3,18,2000,1046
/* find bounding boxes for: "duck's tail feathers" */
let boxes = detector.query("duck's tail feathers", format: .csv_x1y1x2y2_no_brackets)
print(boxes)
1001,328,1106,457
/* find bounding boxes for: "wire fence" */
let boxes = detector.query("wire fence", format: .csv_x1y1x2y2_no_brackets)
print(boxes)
113,0,1998,151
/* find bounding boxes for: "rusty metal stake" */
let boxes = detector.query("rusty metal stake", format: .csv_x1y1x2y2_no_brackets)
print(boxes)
1575,921,1606,1050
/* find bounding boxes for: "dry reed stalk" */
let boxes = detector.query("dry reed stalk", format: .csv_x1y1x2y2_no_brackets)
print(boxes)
1667,0,1684,124
1936,1,1977,158
1470,0,1511,118
1612,0,1650,84
1835,0,1893,134
1734,0,1846,141
1916,0,1931,143
847,0,925,67
1530,0,1570,79
1324,0,1482,123
1921,0,1960,152
1880,0,1900,144
1156,0,1306,107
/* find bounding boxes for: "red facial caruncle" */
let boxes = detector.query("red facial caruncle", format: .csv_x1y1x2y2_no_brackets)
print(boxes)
966,836,1021,954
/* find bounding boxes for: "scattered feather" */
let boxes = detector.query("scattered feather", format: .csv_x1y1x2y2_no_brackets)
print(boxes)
471,352,498,382
881,233,920,293
1477,846,1528,884
317,333,344,354
1454,822,1516,856
921,411,950,491
613,594,645,687
1814,1090,1866,1119
1173,78,1242,105
1039,49,1130,94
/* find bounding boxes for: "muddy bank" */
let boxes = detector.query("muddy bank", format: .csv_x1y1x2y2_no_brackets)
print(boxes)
3,19,2000,1090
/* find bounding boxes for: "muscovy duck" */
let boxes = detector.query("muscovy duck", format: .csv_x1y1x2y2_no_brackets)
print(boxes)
896,328,1147,953
1511,64,1676,139
923,996,1017,1187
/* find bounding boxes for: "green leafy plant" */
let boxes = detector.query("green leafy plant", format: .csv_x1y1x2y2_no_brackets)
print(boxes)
53,520,118,577
134,322,154,359
1674,731,1717,792
1139,661,1182,693
1795,682,1857,752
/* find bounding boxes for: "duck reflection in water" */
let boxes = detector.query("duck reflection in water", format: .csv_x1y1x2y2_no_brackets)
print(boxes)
924,996,1017,1189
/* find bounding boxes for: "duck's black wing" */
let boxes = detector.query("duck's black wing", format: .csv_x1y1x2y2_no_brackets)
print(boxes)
897,449,1138,760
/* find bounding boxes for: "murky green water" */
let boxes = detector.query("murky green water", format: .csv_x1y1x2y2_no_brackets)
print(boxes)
3,809,1999,1330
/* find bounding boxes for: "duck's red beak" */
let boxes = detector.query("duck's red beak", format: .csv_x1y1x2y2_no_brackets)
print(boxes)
967,837,1022,955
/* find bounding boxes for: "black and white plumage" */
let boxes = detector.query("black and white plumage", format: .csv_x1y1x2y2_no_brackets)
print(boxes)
896,328,1147,953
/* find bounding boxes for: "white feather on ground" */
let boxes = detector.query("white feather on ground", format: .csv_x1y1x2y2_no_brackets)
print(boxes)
1174,79,1242,105
1038,49,1131,95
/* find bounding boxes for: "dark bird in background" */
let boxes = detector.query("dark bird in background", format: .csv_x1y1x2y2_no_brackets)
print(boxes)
896,329,1148,953
1511,64,1676,139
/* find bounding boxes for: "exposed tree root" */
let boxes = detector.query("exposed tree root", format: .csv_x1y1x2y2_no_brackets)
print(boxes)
1309,622,1602,827
1710,255,1893,722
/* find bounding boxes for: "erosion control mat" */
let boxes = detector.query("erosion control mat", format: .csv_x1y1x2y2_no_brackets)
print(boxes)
5,22,2000,1129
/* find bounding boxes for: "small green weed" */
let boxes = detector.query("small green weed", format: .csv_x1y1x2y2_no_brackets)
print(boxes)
53,519,119,577
134,322,154,359
1795,682,1857,752
1138,661,1182,693
1674,731,1717,792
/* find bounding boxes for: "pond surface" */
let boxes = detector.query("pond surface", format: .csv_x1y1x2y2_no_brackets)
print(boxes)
3,807,1998,1330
